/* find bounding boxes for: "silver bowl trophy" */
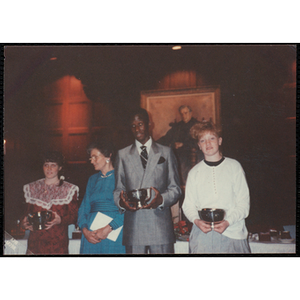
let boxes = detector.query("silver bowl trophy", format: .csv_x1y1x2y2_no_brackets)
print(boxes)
28,211,52,230
198,208,225,229
126,188,151,209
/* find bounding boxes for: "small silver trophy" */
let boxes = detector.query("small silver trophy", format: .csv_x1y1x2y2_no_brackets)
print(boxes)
126,188,151,209
28,211,52,230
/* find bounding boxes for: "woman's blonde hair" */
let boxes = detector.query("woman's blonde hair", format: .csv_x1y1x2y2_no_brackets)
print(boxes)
190,121,222,141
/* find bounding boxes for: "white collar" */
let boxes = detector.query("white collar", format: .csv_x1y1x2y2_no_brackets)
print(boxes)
135,137,152,155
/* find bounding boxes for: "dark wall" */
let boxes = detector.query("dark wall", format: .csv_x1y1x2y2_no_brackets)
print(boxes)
3,45,297,233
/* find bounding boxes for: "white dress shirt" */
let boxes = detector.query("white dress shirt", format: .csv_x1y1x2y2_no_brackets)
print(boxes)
135,136,152,155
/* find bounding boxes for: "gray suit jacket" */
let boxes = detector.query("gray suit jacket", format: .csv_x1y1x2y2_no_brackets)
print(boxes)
113,141,181,246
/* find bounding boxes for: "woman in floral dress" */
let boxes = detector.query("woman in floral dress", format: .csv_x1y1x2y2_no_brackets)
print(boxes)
21,151,79,254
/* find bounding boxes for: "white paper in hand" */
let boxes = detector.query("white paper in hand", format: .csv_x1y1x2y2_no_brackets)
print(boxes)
90,212,123,242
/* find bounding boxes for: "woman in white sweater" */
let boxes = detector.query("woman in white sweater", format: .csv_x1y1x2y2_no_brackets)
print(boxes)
182,122,251,253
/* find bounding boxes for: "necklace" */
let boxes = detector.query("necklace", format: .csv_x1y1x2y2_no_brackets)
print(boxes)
43,179,60,193
101,172,113,178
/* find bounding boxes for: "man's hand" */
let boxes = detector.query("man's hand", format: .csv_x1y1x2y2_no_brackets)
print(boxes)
142,187,163,209
119,190,138,212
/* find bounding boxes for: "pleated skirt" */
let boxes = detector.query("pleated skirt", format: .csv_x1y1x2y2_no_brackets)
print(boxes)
189,225,251,254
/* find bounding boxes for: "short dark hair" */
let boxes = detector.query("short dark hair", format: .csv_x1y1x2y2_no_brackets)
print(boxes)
87,139,115,163
42,150,64,167
42,150,65,186
129,107,149,125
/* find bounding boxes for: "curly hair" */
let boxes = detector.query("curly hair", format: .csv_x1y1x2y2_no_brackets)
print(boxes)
190,121,222,141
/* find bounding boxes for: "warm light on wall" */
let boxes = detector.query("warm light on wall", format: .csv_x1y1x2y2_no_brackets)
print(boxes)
4,139,6,155
50,57,57,61
44,75,91,163
172,46,182,50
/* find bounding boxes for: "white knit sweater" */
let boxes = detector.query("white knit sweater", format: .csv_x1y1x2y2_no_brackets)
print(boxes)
182,157,250,240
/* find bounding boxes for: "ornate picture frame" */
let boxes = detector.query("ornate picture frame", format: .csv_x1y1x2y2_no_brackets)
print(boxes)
140,86,221,141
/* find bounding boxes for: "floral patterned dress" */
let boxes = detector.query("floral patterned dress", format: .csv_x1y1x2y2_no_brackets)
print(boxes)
23,179,79,255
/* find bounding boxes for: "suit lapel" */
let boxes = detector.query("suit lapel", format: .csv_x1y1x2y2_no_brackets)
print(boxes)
141,142,161,186
128,141,162,187
129,144,145,179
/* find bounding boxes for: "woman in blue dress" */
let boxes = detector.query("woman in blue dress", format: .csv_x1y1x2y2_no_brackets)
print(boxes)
78,140,125,254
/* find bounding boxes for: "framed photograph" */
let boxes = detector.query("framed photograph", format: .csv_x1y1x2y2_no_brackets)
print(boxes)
140,86,221,141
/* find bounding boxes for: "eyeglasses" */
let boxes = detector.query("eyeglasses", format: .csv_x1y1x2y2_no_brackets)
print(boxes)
89,154,102,161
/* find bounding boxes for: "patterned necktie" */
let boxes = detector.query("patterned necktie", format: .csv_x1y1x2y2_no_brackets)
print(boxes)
140,146,148,169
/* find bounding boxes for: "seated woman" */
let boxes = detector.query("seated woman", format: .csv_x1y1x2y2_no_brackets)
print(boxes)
21,151,79,255
182,121,251,254
77,140,125,254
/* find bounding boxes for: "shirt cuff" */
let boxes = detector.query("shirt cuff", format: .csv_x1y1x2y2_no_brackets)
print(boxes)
119,206,126,213
109,220,119,230
80,223,89,230
224,217,232,226
191,216,199,224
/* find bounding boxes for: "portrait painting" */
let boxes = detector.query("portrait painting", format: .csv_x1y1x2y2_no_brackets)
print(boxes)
141,86,221,141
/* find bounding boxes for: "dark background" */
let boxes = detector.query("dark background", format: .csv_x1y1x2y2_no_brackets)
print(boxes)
3,44,297,234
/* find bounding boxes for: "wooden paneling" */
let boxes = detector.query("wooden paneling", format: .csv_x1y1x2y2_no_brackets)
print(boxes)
157,71,204,90
40,75,108,196
67,133,89,162
45,103,63,129
92,102,112,127
44,76,70,100
69,75,89,100
68,102,91,128
43,75,93,164
47,133,64,153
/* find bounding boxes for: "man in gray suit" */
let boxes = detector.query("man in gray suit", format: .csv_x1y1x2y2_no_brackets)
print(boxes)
114,108,182,254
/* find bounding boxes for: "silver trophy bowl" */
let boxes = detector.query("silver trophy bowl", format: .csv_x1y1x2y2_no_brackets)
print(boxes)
28,211,52,230
198,208,225,224
126,188,151,209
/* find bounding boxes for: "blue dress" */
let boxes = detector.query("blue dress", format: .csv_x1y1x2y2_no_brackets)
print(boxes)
77,170,125,254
